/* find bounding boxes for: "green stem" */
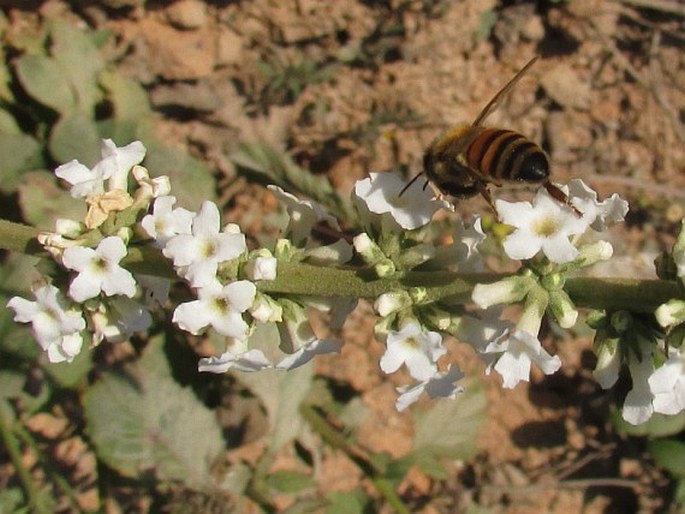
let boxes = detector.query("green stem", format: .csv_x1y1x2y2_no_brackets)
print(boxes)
300,404,411,513
1,219,683,312
0,401,50,514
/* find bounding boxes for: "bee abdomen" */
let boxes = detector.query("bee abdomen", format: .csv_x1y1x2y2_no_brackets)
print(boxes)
466,128,549,183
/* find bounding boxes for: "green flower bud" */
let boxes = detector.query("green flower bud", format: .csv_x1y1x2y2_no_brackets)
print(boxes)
610,310,633,334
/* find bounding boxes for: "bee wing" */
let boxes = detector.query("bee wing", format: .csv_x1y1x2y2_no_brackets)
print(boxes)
471,56,539,128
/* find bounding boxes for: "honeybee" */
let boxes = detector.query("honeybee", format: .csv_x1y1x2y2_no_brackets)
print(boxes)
402,56,570,210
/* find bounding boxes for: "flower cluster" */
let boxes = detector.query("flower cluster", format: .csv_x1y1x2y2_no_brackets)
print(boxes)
9,141,349,374
8,138,685,424
589,222,685,424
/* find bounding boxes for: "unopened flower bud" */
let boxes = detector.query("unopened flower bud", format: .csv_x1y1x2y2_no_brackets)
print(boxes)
250,293,283,323
353,233,387,265
577,240,613,266
375,291,412,317
278,300,315,353
274,238,295,260
409,287,428,304
541,272,564,291
245,253,278,281
373,259,396,277
472,276,534,309
610,310,633,333
55,219,83,238
655,299,685,328
549,290,578,328
593,335,621,389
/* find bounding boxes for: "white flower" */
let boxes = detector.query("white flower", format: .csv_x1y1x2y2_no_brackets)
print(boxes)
7,284,85,363
622,352,655,425
100,139,147,191
483,329,561,388
62,236,137,302
380,322,446,381
268,185,340,245
496,188,589,264
132,166,170,199
395,365,465,412
649,350,685,416
456,308,511,353
199,348,273,373
567,179,629,231
55,140,146,198
423,216,487,272
593,339,621,389
90,297,152,344
276,339,342,370
141,195,194,247
173,280,256,340
163,201,246,288
55,159,107,199
353,172,449,230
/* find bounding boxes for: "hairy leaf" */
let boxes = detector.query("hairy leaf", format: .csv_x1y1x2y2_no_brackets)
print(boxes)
412,377,486,460
15,54,75,113
84,337,224,487
48,111,100,165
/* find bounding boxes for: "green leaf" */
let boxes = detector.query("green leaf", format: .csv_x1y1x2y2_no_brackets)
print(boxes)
0,109,20,134
474,9,498,43
648,439,685,477
238,324,313,452
0,487,30,514
613,409,685,438
83,337,224,486
43,347,92,389
0,370,27,400
99,70,151,120
264,470,315,493
324,490,370,514
17,171,85,229
50,20,105,112
0,133,44,192
15,54,75,113
0,255,43,361
412,378,487,460
232,142,356,224
48,111,101,165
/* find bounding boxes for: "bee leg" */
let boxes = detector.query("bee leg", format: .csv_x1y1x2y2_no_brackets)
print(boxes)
543,182,581,216
476,182,498,214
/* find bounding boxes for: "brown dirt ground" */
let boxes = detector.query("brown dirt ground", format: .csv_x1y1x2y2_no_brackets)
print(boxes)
7,0,685,512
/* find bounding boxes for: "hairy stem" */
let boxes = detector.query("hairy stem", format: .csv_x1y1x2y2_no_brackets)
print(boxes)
1,219,682,312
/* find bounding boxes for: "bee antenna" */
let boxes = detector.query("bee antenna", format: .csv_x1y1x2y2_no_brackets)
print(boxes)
398,172,424,197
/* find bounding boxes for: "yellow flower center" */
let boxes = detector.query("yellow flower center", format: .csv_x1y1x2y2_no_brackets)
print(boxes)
533,216,559,237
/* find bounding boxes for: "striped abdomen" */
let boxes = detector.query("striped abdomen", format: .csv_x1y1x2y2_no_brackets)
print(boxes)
465,128,549,183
